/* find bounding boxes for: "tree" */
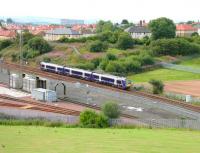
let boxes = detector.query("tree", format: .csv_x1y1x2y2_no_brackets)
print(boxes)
27,37,52,54
117,32,134,49
0,39,13,50
80,110,109,128
149,79,164,94
89,40,108,52
6,18,14,24
102,102,121,119
96,20,115,33
191,32,199,37
149,17,176,40
16,31,34,45
121,19,129,24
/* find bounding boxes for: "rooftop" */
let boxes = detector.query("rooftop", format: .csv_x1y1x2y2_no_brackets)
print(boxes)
176,24,198,31
126,26,151,33
46,28,81,35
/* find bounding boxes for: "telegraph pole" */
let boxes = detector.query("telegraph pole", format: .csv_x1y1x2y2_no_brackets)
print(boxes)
19,29,23,88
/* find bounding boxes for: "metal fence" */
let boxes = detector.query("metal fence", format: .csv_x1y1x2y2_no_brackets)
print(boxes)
0,107,79,124
165,92,200,103
110,119,200,130
161,62,200,74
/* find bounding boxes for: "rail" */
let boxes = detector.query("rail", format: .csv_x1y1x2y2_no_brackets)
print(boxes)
2,62,200,113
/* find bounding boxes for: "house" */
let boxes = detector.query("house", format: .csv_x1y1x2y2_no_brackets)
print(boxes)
0,29,16,40
176,24,198,37
44,28,81,41
125,26,151,39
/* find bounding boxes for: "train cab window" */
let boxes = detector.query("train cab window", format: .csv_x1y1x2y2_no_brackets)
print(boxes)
41,64,45,68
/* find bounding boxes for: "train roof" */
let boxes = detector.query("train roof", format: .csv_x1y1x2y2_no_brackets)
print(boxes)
41,62,126,80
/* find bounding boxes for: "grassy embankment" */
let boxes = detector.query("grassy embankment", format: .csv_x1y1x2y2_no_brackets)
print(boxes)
0,126,200,153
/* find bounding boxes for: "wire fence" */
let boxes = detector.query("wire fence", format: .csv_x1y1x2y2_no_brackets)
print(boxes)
161,62,200,74
0,107,79,124
110,119,200,130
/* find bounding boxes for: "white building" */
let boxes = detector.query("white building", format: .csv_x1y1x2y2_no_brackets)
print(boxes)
125,26,151,39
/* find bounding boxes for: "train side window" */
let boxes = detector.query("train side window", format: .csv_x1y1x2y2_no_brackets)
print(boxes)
117,80,122,84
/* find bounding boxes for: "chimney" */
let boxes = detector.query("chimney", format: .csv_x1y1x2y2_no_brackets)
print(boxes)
139,20,142,26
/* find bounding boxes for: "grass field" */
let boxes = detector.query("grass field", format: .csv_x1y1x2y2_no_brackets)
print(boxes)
179,56,200,68
129,68,200,82
0,126,200,153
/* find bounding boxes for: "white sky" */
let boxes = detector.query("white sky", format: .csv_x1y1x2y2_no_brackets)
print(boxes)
0,0,200,22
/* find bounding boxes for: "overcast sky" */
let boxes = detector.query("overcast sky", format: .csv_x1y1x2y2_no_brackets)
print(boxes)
0,0,199,22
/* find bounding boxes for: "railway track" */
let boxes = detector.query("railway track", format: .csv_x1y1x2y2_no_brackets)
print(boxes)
0,95,80,116
2,62,200,113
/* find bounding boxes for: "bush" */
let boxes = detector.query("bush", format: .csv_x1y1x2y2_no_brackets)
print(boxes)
91,58,102,68
106,53,117,60
43,56,51,62
27,37,52,54
100,58,109,70
0,39,12,50
58,37,87,43
89,40,108,52
102,102,121,119
150,38,200,56
21,49,40,59
80,110,109,128
117,32,134,50
76,62,95,70
149,79,164,94
11,53,18,62
105,61,126,74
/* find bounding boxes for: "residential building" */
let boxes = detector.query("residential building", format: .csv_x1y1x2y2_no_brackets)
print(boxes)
61,19,84,26
125,26,151,39
0,29,16,40
176,24,198,37
44,28,81,41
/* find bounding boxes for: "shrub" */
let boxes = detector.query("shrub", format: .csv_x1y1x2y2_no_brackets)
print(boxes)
149,79,164,94
80,110,109,128
138,53,155,66
43,56,51,62
123,60,142,73
27,37,52,54
150,38,200,56
102,102,121,119
105,61,126,74
89,40,108,52
76,62,95,70
11,53,18,62
117,32,134,50
106,53,118,60
100,58,109,70
95,114,109,128
91,58,102,68
0,39,12,50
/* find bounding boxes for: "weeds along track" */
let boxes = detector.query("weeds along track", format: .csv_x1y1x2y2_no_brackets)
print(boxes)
2,62,200,113
0,95,80,116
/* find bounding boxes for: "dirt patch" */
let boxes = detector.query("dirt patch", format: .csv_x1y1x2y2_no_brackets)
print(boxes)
45,51,66,58
164,80,200,97
82,52,104,60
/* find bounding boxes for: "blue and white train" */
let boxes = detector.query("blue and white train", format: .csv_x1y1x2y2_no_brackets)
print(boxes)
40,62,132,90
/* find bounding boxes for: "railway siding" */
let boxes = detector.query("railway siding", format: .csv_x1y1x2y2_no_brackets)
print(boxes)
0,62,200,120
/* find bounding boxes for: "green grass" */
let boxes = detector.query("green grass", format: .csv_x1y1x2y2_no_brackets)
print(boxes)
129,68,200,83
0,126,200,153
179,56,200,68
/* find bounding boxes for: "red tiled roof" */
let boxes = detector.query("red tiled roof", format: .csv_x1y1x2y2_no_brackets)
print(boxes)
0,29,16,37
176,24,197,31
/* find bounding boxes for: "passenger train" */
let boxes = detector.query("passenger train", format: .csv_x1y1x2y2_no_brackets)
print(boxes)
40,62,132,90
